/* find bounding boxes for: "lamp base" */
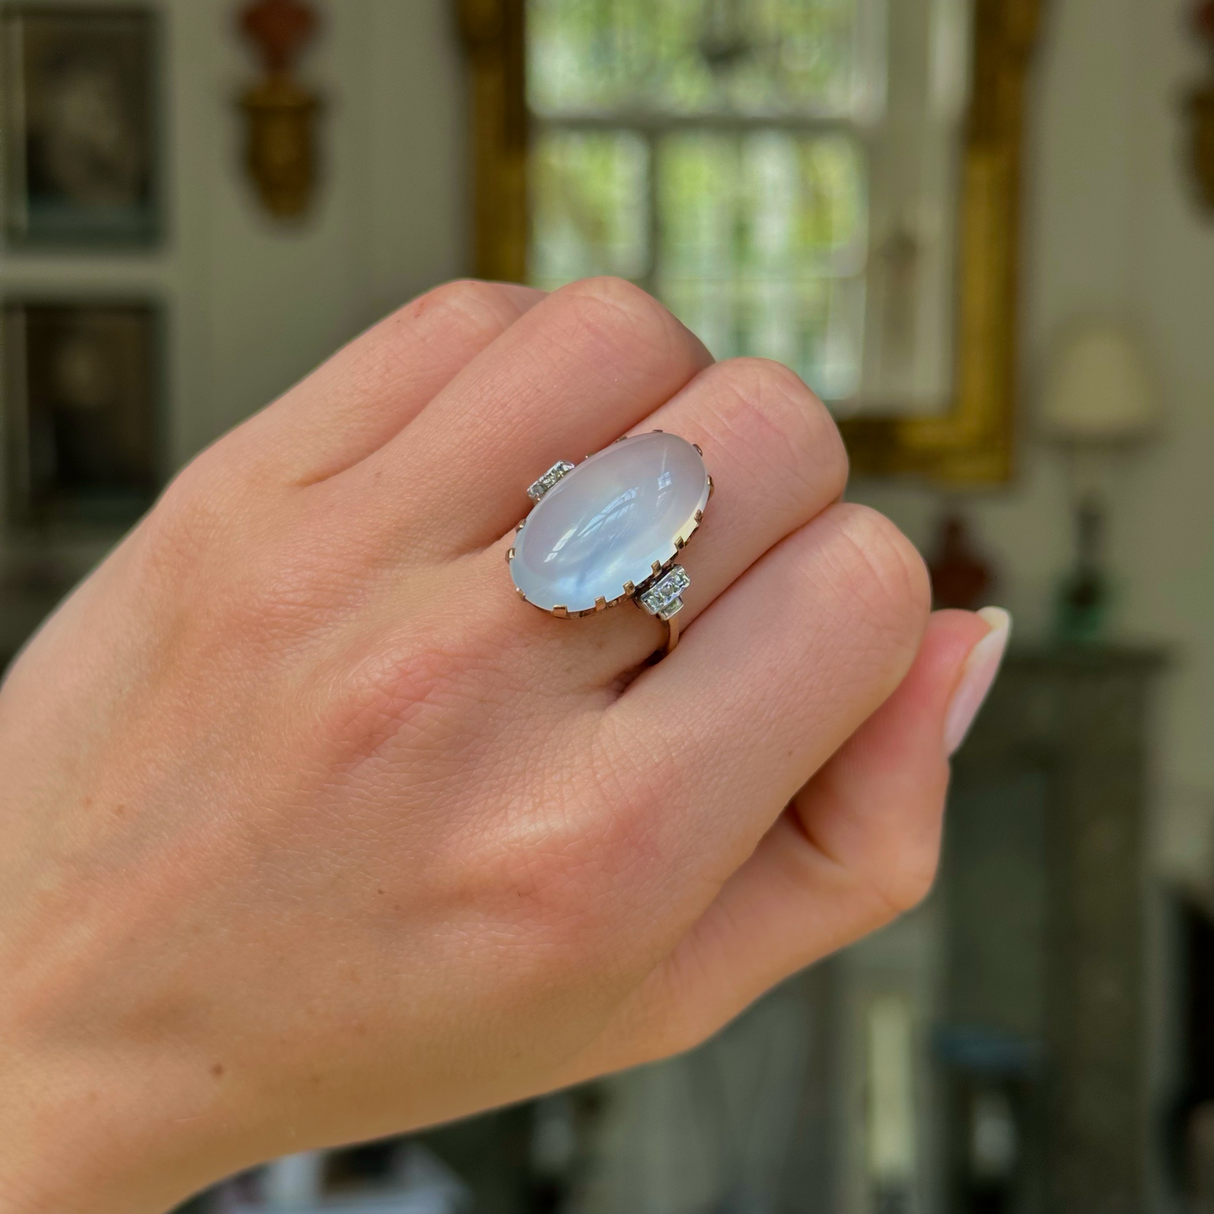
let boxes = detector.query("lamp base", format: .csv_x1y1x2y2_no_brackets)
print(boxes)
1053,498,1111,645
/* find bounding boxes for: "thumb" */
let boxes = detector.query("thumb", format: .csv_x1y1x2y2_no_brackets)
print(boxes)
577,607,1012,1065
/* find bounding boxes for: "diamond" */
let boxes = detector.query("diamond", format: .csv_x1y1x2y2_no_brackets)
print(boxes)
638,565,689,621
527,460,575,502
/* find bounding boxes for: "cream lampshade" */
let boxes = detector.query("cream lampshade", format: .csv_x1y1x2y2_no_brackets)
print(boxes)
1040,322,1161,444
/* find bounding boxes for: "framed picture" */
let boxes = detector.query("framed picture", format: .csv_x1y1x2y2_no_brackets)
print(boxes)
1,6,159,247
2,300,161,524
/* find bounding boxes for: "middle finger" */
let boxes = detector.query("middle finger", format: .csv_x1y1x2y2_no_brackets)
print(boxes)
348,277,713,557
477,354,850,682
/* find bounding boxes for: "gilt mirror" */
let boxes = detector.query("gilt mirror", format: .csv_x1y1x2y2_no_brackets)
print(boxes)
458,0,1041,482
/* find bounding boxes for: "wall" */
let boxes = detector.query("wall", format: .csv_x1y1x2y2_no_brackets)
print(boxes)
165,0,469,460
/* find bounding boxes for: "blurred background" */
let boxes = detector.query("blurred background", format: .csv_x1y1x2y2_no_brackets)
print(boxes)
1,0,1212,1211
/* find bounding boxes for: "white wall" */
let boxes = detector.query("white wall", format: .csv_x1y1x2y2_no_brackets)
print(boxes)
169,0,470,460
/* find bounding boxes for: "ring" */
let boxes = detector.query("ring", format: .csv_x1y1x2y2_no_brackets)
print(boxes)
507,432,713,658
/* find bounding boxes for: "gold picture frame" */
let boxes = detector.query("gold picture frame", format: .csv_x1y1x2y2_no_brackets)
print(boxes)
456,0,1043,484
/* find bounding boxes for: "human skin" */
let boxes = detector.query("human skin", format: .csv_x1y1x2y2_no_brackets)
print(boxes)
0,278,1005,1213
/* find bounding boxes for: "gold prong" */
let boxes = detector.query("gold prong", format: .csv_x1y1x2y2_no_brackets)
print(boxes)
652,560,662,575
516,519,526,533
675,535,685,550
692,442,703,455
595,596,606,612
623,581,635,596
506,547,515,562
707,474,714,500
553,605,569,618
694,508,703,523
515,587,528,601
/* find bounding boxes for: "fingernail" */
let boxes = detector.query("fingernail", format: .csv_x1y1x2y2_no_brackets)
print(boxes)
943,607,1012,756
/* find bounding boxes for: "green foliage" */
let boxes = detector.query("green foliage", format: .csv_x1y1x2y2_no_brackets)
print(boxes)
531,130,649,285
527,0,869,400
528,0,863,116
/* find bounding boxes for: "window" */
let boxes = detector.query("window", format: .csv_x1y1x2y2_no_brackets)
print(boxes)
527,0,971,412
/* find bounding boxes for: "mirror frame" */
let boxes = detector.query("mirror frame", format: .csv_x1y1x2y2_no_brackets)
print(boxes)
457,0,1043,484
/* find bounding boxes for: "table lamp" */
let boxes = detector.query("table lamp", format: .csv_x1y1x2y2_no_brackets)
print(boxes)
1040,321,1160,642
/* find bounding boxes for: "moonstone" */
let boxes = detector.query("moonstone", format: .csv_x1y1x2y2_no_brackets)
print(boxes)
511,432,709,615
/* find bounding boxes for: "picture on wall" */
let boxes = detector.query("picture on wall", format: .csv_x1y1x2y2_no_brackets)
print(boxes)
2,301,160,524
1,6,159,246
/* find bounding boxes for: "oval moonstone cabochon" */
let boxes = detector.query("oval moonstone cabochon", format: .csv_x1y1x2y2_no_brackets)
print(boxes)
510,432,709,615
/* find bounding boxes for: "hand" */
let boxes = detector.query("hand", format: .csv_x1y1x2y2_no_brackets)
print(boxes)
0,278,1007,1213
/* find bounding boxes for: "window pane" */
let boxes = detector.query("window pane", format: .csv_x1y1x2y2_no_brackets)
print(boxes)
528,0,872,118
656,131,867,400
530,130,650,288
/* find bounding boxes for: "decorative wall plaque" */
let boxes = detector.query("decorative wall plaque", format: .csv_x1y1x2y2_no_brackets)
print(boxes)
237,0,320,219
1189,2,1214,212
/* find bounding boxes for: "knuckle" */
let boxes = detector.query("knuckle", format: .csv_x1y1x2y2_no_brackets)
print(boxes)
405,278,535,338
821,504,930,638
135,453,238,582
559,274,658,315
554,276,687,365
709,357,848,497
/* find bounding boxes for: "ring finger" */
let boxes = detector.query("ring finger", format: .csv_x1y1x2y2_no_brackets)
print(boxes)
624,355,848,628
481,354,850,679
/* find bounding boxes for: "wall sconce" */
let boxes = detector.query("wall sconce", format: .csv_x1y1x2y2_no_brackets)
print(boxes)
1188,1,1214,212
237,0,320,219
